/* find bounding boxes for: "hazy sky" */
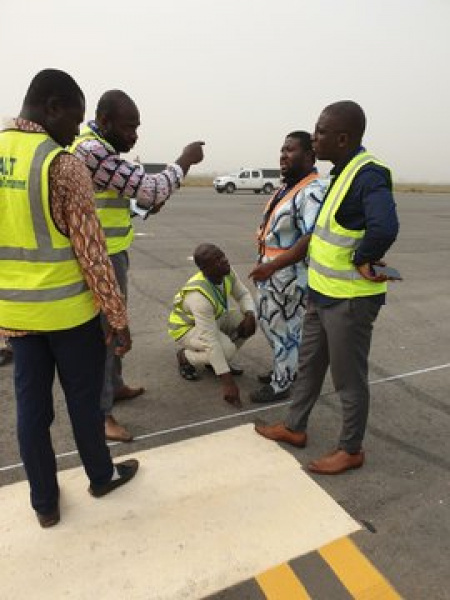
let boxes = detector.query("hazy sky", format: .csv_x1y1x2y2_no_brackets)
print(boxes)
1,0,449,182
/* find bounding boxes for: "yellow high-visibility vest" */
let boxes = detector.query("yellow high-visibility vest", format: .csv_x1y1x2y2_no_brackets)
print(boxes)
70,126,134,255
308,151,389,298
0,130,97,331
168,270,234,340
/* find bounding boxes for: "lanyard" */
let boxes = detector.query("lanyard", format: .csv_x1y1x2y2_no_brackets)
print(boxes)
209,281,228,311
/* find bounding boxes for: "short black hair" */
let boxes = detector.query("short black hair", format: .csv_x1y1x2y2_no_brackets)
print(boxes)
286,131,313,153
96,90,136,119
23,69,84,108
323,101,366,142
194,243,221,269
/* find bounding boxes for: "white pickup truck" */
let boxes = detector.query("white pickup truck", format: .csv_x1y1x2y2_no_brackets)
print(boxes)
213,168,280,194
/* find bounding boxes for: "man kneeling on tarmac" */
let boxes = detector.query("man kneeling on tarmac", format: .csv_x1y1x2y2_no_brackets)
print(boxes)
168,244,256,408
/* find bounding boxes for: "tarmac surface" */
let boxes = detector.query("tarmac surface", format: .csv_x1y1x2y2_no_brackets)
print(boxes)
1,187,450,599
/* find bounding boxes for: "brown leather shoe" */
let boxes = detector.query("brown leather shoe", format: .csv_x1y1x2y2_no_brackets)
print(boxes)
254,421,307,448
105,415,133,442
114,385,145,402
308,449,364,475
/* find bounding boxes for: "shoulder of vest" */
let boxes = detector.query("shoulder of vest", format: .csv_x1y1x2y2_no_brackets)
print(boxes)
0,130,49,138
77,126,115,153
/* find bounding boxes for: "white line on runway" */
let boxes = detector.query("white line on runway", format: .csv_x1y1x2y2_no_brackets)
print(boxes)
1,362,449,474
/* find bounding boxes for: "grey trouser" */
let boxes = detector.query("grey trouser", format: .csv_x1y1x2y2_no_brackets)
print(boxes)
285,297,381,453
100,250,129,415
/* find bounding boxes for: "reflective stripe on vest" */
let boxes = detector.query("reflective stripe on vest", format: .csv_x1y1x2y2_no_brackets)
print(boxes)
308,152,388,298
0,131,97,330
168,271,234,340
0,138,74,262
70,126,134,255
257,172,319,259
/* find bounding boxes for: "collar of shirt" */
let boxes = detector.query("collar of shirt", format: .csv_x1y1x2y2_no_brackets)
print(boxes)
11,117,46,134
87,120,118,152
282,166,318,192
87,120,101,136
329,146,365,182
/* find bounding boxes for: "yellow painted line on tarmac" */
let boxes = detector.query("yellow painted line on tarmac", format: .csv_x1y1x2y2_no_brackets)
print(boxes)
319,537,402,599
257,563,310,599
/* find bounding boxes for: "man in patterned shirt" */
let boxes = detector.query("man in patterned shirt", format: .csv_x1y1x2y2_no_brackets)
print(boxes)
249,132,327,403
71,90,204,442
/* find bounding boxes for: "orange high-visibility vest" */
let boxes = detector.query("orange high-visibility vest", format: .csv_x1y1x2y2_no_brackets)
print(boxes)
257,171,319,259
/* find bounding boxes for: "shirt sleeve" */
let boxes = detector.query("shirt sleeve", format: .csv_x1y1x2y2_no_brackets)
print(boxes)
72,138,184,217
294,179,326,235
49,153,128,330
352,169,399,265
183,291,231,375
230,271,256,314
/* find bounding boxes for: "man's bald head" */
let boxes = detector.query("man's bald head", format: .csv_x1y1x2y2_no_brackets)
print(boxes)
95,90,137,121
312,100,367,164
322,101,366,144
194,243,222,269
193,244,230,284
95,90,140,153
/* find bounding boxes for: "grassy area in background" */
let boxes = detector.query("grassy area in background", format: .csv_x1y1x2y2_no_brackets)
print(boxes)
184,175,450,193
393,183,450,193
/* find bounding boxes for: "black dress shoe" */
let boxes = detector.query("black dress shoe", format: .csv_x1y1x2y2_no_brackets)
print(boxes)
229,365,244,376
89,459,139,498
258,371,273,384
250,384,291,403
258,371,297,385
36,506,60,528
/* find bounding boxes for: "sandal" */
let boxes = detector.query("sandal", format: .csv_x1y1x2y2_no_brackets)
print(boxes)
177,350,199,381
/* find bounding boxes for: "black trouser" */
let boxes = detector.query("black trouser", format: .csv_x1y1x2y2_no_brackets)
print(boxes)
285,298,381,453
10,316,114,515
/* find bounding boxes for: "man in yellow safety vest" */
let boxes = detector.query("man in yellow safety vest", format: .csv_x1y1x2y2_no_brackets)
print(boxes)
0,69,139,527
255,101,399,475
168,244,256,408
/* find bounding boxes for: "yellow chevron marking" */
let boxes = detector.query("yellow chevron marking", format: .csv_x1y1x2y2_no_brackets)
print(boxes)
319,537,402,599
256,563,311,599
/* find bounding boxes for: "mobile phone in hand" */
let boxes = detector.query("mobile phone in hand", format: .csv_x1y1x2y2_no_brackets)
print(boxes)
372,265,402,280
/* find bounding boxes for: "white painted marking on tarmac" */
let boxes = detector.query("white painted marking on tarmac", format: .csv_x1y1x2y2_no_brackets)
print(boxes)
134,232,154,237
1,362,449,474
0,425,359,599
369,362,450,384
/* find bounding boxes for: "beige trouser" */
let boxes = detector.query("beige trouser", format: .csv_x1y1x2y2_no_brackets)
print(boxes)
177,310,246,375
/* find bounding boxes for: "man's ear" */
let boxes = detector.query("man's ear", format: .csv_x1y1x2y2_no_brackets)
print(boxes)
45,96,62,118
96,112,109,132
337,132,349,149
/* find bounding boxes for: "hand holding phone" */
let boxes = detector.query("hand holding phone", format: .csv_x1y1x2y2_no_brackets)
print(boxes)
372,265,402,280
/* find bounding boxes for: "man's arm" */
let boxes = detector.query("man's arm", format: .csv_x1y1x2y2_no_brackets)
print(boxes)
184,292,241,406
353,170,399,266
73,137,204,216
230,271,257,338
51,154,131,353
184,292,231,375
249,181,324,282
249,236,311,282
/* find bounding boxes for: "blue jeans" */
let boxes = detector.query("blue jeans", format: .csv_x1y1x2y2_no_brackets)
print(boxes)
10,316,114,515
